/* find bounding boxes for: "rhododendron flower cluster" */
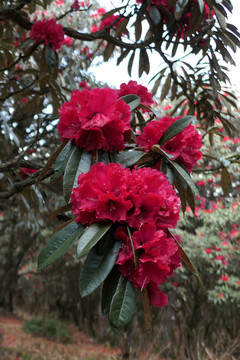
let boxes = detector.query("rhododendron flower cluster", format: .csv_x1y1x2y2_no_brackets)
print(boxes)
30,19,65,51
71,162,181,306
137,116,202,172
118,81,154,110
57,88,131,152
115,223,181,307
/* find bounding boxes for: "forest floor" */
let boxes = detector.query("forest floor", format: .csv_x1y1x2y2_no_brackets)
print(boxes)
0,311,121,360
0,311,163,360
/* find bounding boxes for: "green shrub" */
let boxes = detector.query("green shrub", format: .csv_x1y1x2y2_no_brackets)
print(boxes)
23,318,72,343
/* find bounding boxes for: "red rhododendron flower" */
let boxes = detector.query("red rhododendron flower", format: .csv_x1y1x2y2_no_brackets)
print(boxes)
221,275,229,282
20,168,38,179
118,80,154,111
63,36,72,46
100,15,124,32
137,116,202,172
127,167,180,229
71,163,179,229
58,88,131,152
71,0,80,10
115,223,181,307
71,163,132,225
30,19,64,51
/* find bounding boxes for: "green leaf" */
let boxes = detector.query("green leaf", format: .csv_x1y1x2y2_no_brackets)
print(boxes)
168,230,204,290
76,223,112,259
79,240,121,297
51,141,73,182
111,150,145,168
134,16,142,41
139,48,150,77
159,116,194,146
149,5,161,25
221,167,232,195
103,42,115,61
170,161,199,197
175,0,189,19
197,0,204,12
45,44,56,67
109,276,136,327
36,140,68,185
101,266,121,315
101,6,125,20
38,222,84,270
127,51,135,77
160,160,174,185
119,94,141,111
63,147,91,202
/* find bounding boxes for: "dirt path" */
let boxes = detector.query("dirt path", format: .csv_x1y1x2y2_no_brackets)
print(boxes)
0,313,120,360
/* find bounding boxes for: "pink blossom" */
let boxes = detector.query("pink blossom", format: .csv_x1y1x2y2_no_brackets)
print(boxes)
71,0,80,10
118,80,154,111
91,24,99,33
30,19,64,51
115,223,181,307
221,275,229,282
137,116,202,172
205,248,212,254
71,163,133,225
127,167,180,230
63,36,72,46
58,88,131,152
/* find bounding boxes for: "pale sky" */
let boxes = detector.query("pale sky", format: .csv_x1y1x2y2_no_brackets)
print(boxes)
90,0,240,91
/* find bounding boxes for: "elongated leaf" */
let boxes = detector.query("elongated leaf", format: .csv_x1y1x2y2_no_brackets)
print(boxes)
120,94,141,111
149,5,161,25
139,48,150,77
117,49,130,66
45,44,56,67
168,230,204,289
109,276,136,327
101,6,125,20
54,141,71,172
50,203,72,220
51,141,73,182
160,73,171,101
38,222,84,270
101,266,121,314
104,42,115,61
135,16,142,41
197,0,204,12
112,150,145,168
160,160,174,185
170,161,199,197
77,223,112,258
221,167,232,195
159,116,194,146
115,17,129,37
128,51,135,77
79,240,121,297
63,148,91,202
36,140,68,185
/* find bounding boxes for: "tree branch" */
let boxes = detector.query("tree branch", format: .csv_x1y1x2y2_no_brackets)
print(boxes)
0,169,54,200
